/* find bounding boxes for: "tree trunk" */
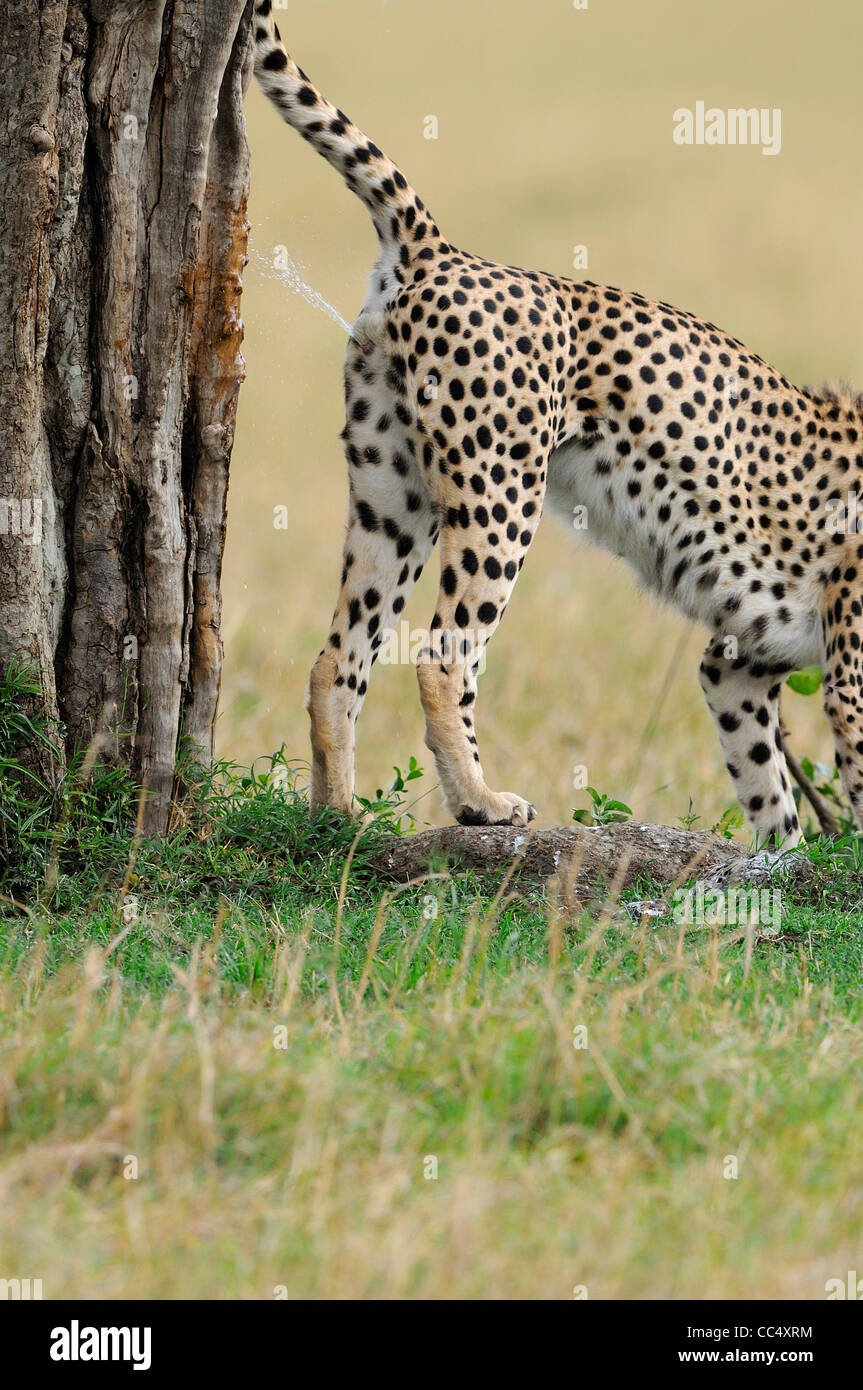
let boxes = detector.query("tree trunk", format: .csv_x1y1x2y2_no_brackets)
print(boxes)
0,0,253,835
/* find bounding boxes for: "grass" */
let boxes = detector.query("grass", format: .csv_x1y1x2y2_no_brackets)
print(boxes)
1,741,863,1299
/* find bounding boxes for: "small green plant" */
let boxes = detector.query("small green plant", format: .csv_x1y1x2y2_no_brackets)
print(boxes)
354,756,425,833
677,797,700,830
572,786,633,827
711,804,745,839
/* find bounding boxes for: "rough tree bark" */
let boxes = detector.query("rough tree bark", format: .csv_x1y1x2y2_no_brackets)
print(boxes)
0,0,252,835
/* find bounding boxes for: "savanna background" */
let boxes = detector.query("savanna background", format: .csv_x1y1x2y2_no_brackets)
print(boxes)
225,0,862,828
2,0,862,1305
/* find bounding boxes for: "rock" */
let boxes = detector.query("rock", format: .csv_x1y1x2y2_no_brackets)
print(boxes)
367,820,817,900
368,820,739,895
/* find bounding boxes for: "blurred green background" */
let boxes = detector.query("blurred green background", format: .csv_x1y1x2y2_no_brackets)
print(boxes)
222,0,863,829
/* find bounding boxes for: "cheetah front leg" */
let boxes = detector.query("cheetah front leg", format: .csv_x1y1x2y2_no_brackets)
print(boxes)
417,457,545,827
699,640,802,848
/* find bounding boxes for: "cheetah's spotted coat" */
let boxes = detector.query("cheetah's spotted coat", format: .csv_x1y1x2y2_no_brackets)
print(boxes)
254,6,863,846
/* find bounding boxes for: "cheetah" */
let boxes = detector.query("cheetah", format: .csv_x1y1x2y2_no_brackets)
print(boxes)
253,7,863,847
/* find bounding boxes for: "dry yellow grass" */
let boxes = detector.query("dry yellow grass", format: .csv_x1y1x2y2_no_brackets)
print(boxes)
3,901,861,1300
221,0,862,830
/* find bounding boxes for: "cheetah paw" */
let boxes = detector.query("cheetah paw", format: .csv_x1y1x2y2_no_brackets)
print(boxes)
456,792,536,827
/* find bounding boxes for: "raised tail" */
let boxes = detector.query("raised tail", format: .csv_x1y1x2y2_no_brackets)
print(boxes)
252,3,438,270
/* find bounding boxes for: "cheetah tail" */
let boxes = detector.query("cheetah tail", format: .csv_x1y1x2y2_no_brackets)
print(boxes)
252,3,436,255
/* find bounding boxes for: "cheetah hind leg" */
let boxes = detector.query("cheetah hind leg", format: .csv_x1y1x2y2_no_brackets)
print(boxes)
416,483,543,827
417,654,536,826
307,435,437,813
698,640,802,849
821,597,863,831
